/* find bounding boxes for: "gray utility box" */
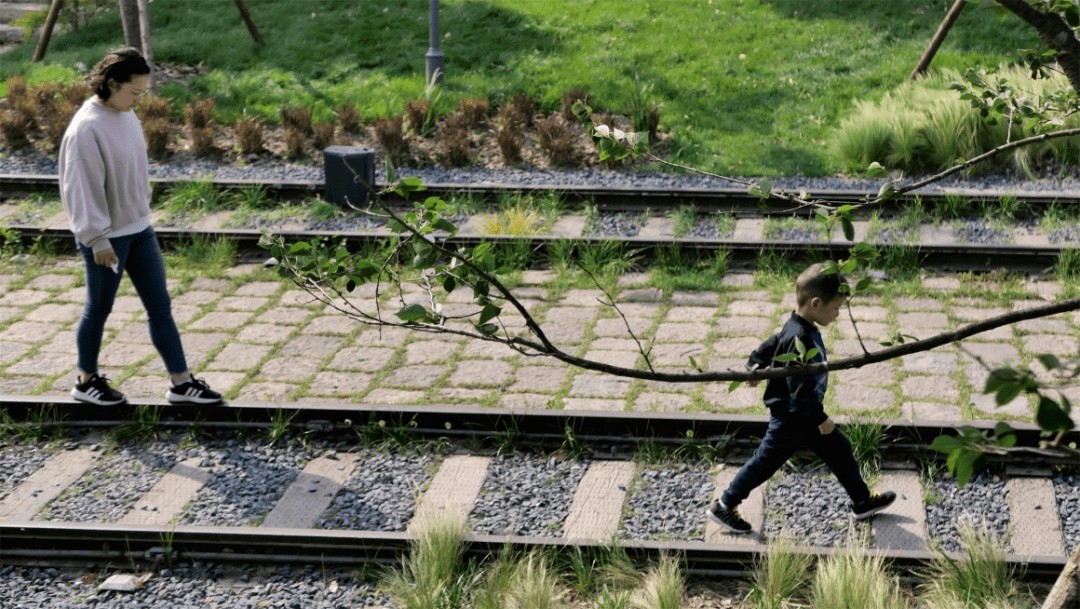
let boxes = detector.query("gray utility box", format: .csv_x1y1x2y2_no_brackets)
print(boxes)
324,146,376,208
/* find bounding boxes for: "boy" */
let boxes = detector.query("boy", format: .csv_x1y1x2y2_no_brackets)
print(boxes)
707,263,895,533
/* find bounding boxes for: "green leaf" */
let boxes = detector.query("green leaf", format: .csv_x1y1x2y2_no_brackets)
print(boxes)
877,182,896,200
395,304,429,322
866,162,889,178
930,435,963,454
1036,354,1062,370
805,348,820,361
794,339,807,358
840,259,858,274
289,242,313,253
727,380,742,393
479,303,502,325
432,218,457,233
774,353,800,363
842,218,855,241
477,322,499,335
953,449,982,489
994,382,1023,406
1036,396,1075,432
855,277,873,292
442,275,456,294
688,355,699,371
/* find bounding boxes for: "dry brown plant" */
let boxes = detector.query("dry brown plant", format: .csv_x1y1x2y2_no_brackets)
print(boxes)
235,116,264,154
536,115,576,167
185,97,215,130
143,118,171,158
313,120,336,151
281,105,312,135
374,115,408,164
192,126,215,156
336,103,360,133
560,87,588,122
404,99,429,136
457,97,489,130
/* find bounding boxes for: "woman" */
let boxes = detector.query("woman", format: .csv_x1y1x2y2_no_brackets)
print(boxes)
59,47,221,406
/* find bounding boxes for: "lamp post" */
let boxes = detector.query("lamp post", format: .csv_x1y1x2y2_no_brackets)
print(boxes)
426,0,444,84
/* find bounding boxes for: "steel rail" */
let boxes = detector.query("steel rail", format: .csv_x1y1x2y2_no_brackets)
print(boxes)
0,521,1068,580
3,172,1078,215
2,395,1077,467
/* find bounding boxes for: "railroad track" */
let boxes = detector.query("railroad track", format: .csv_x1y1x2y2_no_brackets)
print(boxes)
2,175,1074,274
2,396,1077,581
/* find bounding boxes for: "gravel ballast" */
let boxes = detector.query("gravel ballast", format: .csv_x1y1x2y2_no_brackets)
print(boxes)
619,463,714,542
0,439,53,502
318,449,438,531
762,469,871,548
1052,471,1080,555
469,452,588,537
925,471,1011,554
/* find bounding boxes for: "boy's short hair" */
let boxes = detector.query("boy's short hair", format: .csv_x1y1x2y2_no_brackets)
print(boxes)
795,262,846,307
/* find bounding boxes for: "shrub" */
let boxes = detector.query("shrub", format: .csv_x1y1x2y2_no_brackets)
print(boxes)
560,87,588,122
191,127,215,156
511,93,536,127
537,116,576,167
29,82,61,127
143,118,170,158
137,95,171,121
60,82,91,106
284,127,306,159
336,103,360,133
404,98,430,137
374,115,408,164
439,113,472,167
185,97,215,130
6,76,28,104
41,99,76,150
313,120,336,151
496,125,522,166
235,116,264,154
280,105,312,135
0,109,32,147
458,97,489,130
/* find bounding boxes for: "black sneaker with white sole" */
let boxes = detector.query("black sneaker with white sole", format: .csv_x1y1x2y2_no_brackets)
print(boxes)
853,491,897,520
166,377,223,405
706,500,752,534
71,374,127,406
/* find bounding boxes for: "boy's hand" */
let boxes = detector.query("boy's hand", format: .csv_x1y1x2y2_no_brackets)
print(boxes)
746,380,760,388
818,418,835,434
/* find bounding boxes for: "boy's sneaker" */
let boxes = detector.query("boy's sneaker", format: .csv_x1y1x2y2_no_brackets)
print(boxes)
166,377,222,405
706,500,752,534
853,492,897,521
71,374,127,406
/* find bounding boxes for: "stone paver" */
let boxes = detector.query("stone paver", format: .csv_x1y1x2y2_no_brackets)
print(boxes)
654,322,710,343
411,455,490,529
562,398,626,411
901,401,963,421
727,300,777,317
262,454,357,529
665,307,716,322
307,372,373,396
1021,334,1078,356
647,343,707,367
581,350,640,369
383,365,446,388
712,336,762,356
508,365,566,392
542,307,597,323
901,351,956,373
207,343,271,371
236,324,294,344
873,470,928,552
405,340,460,364
714,316,773,337
234,282,281,297
563,461,637,541
99,342,157,367
216,296,267,312
449,359,512,387
6,352,73,376
832,385,896,411
894,297,943,311
0,290,50,306
634,392,693,412
900,376,959,402
1005,478,1066,557
592,318,646,338
833,362,896,387
363,388,426,404
277,335,344,358
328,346,395,372
706,466,766,545
119,458,212,526
958,342,1020,365
302,315,357,335
258,358,321,382
25,303,81,323
172,290,221,306
237,382,299,401
0,321,59,343
702,384,762,410
0,448,99,522
0,341,30,363
188,311,252,330
970,393,1031,418
569,374,632,398
27,275,76,290
896,312,950,329
257,308,309,325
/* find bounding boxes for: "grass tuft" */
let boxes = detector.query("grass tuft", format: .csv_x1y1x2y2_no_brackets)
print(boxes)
629,553,684,609
748,535,813,609
810,541,905,609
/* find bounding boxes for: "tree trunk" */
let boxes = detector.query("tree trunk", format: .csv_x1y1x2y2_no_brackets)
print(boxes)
996,0,1080,96
118,0,142,52
1041,544,1080,609
31,0,63,63
136,0,155,95
910,0,967,79
234,0,263,45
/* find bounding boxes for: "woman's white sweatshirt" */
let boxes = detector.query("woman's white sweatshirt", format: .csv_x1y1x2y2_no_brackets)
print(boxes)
58,96,152,253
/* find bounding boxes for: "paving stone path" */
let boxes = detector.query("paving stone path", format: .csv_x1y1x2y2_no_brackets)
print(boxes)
1,261,1077,422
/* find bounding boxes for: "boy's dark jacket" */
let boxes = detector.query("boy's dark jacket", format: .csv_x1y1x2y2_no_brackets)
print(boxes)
747,312,830,425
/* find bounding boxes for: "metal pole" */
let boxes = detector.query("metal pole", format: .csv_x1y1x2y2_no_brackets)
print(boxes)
426,0,444,84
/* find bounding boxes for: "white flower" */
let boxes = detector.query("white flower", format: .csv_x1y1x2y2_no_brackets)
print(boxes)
595,125,611,137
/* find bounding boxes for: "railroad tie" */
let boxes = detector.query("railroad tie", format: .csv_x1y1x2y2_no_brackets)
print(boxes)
0,448,98,522
562,461,637,541
1005,477,1066,558
409,455,491,532
872,470,929,552
118,457,212,526
261,454,358,530
706,464,766,545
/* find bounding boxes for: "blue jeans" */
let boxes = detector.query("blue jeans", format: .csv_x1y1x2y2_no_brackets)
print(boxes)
76,227,188,376
721,415,870,508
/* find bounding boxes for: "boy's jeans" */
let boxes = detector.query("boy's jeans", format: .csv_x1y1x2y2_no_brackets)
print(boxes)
721,414,870,508
75,226,188,376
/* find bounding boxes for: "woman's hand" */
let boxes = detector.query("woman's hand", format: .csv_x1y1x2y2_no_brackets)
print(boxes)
818,418,835,435
94,249,118,268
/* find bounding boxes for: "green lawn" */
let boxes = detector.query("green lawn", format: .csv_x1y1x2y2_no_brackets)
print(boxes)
1,0,1039,176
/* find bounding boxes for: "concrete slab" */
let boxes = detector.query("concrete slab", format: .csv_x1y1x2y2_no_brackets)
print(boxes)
449,359,512,387
1005,478,1066,557
411,455,491,530
570,374,632,398
563,461,637,541
119,458,212,525
731,218,764,241
634,392,693,412
0,448,99,522
706,465,766,545
873,470,928,552
262,455,358,529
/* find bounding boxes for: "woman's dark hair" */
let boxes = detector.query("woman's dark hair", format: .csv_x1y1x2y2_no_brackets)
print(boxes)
87,47,150,101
